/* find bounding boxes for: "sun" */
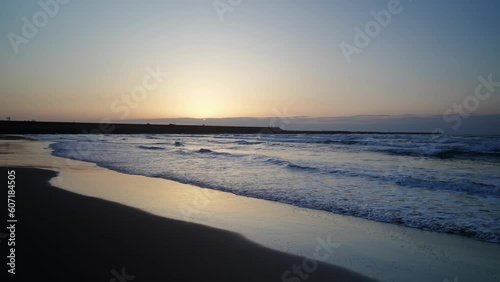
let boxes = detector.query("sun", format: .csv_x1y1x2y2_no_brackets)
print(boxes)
185,95,229,118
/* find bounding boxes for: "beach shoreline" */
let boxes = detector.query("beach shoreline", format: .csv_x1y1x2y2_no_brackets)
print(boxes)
1,138,499,282
1,166,375,282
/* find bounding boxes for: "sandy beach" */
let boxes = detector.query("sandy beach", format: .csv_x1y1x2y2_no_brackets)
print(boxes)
0,166,375,282
3,1,500,281
1,138,500,282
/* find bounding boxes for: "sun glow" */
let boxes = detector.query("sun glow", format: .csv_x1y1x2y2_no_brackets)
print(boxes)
186,99,226,118
181,89,229,118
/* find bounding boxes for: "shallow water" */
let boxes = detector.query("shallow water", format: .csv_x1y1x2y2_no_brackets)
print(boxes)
33,133,500,243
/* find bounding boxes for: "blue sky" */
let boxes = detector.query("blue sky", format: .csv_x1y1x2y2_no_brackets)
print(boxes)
1,0,499,132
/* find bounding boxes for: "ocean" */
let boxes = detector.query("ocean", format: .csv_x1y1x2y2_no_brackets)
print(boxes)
34,133,500,243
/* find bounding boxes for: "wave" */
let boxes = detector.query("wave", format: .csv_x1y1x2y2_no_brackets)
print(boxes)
207,139,264,145
260,157,318,171
395,176,500,196
286,163,318,171
44,134,500,244
435,149,500,159
323,167,500,197
147,168,499,243
137,145,165,150
250,135,500,162
379,147,500,161
235,140,264,145
145,135,161,140
312,139,359,145
192,148,320,172
197,148,233,156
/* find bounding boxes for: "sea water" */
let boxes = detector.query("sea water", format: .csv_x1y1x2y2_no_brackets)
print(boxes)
34,133,500,243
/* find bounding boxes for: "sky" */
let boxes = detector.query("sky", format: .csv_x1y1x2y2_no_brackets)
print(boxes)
1,0,499,133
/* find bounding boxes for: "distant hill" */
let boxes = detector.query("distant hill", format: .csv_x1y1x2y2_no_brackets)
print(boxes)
0,121,434,135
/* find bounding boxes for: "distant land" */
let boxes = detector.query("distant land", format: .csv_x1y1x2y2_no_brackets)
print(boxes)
122,115,500,135
0,121,435,135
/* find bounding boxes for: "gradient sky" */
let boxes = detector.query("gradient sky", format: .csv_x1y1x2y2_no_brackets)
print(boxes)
1,0,499,125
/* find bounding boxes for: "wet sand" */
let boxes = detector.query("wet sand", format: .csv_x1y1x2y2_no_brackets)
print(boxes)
0,167,375,282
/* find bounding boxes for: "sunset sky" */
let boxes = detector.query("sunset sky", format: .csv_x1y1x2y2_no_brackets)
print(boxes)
1,0,499,130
